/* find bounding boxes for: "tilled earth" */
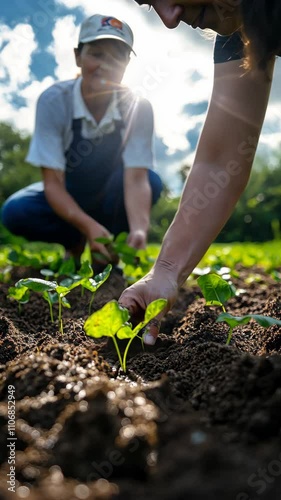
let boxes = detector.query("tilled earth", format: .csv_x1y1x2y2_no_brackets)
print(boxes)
0,265,281,500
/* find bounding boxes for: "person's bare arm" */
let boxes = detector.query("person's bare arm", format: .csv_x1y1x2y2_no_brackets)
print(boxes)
124,167,152,249
119,58,275,343
41,167,112,259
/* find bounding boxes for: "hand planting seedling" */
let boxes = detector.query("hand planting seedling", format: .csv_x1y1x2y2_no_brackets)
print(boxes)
95,232,154,283
84,298,167,372
197,273,281,345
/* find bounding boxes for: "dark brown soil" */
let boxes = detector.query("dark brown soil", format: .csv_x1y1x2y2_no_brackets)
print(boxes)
1,265,281,500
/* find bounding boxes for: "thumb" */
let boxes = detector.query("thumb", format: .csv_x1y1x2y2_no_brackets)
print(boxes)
142,317,161,346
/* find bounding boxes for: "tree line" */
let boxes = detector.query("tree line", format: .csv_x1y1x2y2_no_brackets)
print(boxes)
0,122,280,243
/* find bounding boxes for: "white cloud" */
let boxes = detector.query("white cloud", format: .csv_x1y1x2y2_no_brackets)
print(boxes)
0,77,55,132
0,23,37,89
49,15,79,81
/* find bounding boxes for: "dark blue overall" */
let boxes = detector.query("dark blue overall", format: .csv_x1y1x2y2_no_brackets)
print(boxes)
2,118,162,249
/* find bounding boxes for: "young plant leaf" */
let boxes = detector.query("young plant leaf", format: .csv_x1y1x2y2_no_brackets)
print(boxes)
84,298,167,372
216,312,281,345
216,312,252,328
77,260,93,279
15,278,57,293
8,286,30,304
84,300,130,339
217,312,281,329
197,274,236,310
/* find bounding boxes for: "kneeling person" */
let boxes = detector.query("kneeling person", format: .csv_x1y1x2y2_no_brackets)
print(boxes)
2,14,162,263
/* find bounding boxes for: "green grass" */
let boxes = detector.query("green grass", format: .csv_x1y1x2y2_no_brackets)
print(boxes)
199,241,281,272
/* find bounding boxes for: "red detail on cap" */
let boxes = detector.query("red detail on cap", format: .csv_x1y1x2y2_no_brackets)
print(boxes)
101,17,123,30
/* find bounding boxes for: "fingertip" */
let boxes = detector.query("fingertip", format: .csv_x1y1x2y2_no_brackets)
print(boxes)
143,333,157,346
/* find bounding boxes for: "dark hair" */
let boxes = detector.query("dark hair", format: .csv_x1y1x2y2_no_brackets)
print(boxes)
76,40,131,59
241,0,281,71
76,42,84,54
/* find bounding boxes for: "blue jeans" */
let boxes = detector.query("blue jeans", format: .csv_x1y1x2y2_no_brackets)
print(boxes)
1,168,162,250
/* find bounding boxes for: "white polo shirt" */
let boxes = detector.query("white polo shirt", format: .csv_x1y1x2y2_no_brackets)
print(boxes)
26,77,155,171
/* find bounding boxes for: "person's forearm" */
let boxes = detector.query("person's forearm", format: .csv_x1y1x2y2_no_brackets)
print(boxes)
44,181,93,235
124,174,152,232
155,160,252,286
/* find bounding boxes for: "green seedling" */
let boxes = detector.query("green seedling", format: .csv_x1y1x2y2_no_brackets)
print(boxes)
216,312,281,345
197,273,236,312
41,258,109,306
7,285,31,314
9,277,79,333
95,232,155,283
40,256,77,279
8,263,112,333
95,232,138,266
84,298,167,372
80,264,112,314
8,278,57,319
197,273,281,345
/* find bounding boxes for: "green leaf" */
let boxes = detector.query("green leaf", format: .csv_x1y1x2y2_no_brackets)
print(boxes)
8,286,30,303
8,250,19,263
144,299,168,323
40,269,55,278
83,264,112,292
197,274,236,307
216,312,252,328
55,285,70,296
250,314,281,328
43,290,59,305
131,298,168,337
84,300,129,339
115,232,128,244
216,312,281,329
59,277,74,288
15,278,58,293
77,260,93,279
116,324,134,340
57,257,76,276
95,236,114,244
61,296,71,308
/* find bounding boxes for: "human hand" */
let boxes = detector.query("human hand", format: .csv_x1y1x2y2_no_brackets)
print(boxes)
127,229,147,250
86,221,118,264
118,267,179,345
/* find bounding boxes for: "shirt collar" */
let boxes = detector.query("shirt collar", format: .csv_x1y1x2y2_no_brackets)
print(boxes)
73,76,122,127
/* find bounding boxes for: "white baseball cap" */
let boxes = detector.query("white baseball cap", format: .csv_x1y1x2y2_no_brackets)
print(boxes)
78,14,135,54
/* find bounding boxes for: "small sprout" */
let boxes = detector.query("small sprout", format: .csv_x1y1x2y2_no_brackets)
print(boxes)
216,312,281,345
198,273,281,345
197,273,236,312
84,298,167,372
81,264,112,313
7,263,111,334
8,285,30,314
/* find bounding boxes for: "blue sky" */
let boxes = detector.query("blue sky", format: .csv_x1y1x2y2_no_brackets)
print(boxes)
1,0,281,193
